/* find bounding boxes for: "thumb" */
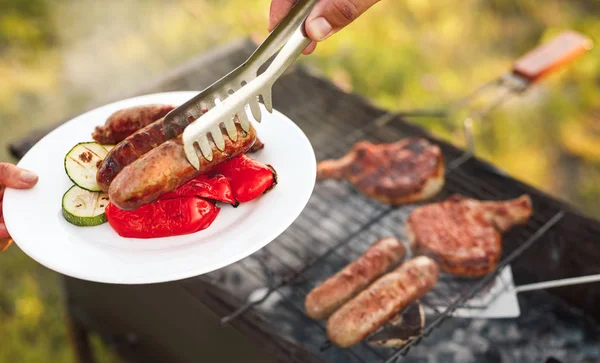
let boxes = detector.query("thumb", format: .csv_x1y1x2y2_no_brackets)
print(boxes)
305,0,380,42
0,163,38,189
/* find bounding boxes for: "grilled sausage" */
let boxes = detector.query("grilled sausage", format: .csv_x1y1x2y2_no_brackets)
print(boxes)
97,117,174,192
92,104,176,145
249,137,264,152
305,237,406,320
326,256,439,348
108,122,257,210
97,115,265,192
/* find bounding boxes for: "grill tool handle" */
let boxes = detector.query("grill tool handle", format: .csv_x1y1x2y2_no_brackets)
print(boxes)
181,6,313,168
456,30,593,158
161,0,318,138
393,30,593,121
244,0,318,76
512,30,593,82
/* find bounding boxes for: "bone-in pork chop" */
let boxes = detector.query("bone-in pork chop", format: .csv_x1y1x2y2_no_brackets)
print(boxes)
317,137,445,205
406,194,533,277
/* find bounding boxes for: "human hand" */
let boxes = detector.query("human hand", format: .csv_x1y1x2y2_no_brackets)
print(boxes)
269,0,381,55
0,163,39,251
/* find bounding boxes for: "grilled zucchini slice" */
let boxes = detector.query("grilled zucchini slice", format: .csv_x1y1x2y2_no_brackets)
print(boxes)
62,185,109,227
64,142,108,192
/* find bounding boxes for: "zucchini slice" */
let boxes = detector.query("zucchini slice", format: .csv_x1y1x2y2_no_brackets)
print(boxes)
102,145,115,152
62,185,109,227
64,142,108,191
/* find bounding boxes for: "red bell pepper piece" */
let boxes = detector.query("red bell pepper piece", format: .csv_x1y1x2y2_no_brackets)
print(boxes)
105,197,220,239
160,174,238,206
213,155,277,203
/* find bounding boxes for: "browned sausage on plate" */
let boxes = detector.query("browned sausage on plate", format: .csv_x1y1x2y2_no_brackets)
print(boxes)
326,256,439,348
92,104,176,145
96,111,265,192
305,237,406,320
96,115,186,192
108,122,257,210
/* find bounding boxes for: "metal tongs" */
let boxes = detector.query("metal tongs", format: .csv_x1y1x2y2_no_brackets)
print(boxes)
161,0,319,170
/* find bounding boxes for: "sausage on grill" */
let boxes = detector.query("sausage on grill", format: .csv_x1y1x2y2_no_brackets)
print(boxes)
305,237,406,320
92,104,176,145
108,122,257,211
326,256,439,348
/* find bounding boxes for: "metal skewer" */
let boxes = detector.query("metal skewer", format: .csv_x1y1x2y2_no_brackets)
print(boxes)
514,273,600,293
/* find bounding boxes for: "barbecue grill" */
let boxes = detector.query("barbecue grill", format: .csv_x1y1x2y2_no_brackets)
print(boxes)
10,39,600,363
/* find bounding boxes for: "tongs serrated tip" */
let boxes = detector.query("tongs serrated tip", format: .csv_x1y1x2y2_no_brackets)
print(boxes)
183,27,310,169
169,0,318,170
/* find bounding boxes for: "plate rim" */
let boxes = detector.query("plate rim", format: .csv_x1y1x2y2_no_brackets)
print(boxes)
3,91,316,284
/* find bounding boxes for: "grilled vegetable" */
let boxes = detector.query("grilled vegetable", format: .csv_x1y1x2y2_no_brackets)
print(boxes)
64,142,109,192
62,185,109,227
105,197,220,239
213,155,277,203
159,174,238,206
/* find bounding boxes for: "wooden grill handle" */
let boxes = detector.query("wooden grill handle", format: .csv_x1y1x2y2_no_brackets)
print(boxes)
512,30,593,82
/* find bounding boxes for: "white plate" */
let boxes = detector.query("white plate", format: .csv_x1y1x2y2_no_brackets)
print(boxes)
3,91,316,284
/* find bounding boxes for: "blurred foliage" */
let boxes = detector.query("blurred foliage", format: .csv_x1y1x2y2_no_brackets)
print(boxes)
0,243,122,363
0,0,598,362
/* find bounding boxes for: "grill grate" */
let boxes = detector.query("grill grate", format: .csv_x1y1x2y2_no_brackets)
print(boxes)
183,67,572,362
174,62,594,362
216,165,563,362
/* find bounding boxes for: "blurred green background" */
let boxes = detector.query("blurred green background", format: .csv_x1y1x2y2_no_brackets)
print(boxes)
0,0,598,362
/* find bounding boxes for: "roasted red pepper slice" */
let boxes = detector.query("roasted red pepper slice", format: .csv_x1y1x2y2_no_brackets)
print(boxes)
105,197,220,239
160,174,237,206
213,154,278,203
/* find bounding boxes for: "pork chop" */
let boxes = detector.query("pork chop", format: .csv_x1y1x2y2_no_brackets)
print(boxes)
406,194,533,277
317,137,445,205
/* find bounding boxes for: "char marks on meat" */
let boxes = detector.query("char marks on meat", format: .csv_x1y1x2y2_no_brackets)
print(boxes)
96,107,266,192
406,194,533,277
305,237,406,320
97,117,171,192
317,137,444,205
92,104,176,145
108,121,257,211
326,256,439,348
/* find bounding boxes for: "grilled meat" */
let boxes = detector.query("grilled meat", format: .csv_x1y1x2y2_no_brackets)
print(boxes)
92,104,175,145
249,137,264,153
406,194,533,277
305,237,406,320
108,122,257,210
97,117,172,192
96,108,265,192
326,256,439,348
317,137,444,205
